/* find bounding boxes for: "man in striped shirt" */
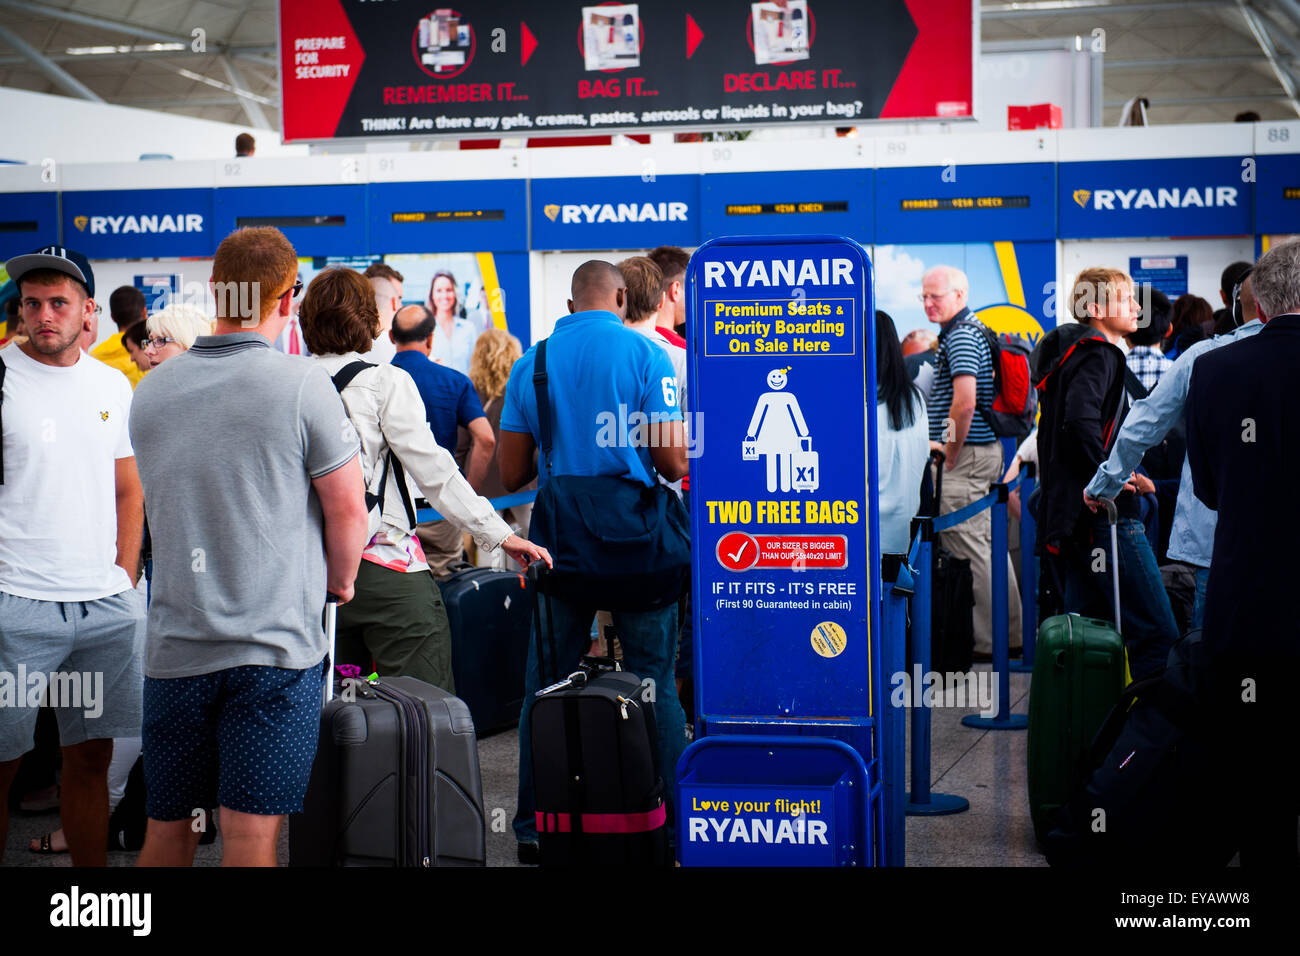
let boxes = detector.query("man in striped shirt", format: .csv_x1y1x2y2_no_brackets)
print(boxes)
924,265,1022,659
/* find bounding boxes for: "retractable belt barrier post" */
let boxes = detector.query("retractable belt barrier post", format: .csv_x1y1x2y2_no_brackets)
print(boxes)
905,467,1031,817
1010,462,1037,673
961,479,1028,730
904,518,969,817
880,562,911,864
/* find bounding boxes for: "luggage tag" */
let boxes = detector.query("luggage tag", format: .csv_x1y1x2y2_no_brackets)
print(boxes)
537,670,589,697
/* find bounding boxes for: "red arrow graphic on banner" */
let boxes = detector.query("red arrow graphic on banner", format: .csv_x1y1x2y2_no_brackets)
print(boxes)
280,0,365,142
521,21,538,66
880,0,971,118
685,14,704,59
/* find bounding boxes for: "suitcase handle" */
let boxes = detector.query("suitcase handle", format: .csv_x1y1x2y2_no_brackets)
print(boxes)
528,564,559,688
323,592,342,707
929,450,946,518
1097,498,1121,636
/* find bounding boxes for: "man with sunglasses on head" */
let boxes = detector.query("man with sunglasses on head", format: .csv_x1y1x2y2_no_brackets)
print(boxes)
129,227,369,866
1085,265,1262,632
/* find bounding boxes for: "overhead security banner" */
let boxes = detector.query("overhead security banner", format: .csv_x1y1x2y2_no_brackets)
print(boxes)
688,235,877,729
278,0,975,142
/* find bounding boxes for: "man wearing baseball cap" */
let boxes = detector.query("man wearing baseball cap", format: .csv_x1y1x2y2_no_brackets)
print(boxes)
0,245,146,865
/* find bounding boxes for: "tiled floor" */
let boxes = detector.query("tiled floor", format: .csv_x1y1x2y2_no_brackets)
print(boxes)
903,666,1043,866
2,664,1044,868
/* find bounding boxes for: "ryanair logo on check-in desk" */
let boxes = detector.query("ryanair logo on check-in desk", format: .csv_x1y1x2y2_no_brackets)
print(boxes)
73,213,205,234
1058,157,1252,239
1071,186,1238,210
542,201,689,224
532,175,699,250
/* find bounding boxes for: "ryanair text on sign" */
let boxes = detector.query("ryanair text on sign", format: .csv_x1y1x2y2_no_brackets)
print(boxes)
73,213,205,235
542,202,689,224
1071,186,1238,211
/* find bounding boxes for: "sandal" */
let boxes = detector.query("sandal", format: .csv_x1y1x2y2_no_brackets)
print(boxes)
30,831,69,855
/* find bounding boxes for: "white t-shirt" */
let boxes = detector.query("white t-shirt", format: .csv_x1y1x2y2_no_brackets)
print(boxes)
1015,427,1039,468
369,334,397,366
0,345,135,600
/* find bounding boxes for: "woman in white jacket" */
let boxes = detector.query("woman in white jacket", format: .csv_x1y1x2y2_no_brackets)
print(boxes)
300,268,550,692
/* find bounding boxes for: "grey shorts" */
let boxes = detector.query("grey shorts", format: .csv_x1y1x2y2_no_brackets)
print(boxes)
0,589,146,762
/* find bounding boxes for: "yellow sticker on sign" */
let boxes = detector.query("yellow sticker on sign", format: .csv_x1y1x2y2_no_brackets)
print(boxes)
810,621,847,658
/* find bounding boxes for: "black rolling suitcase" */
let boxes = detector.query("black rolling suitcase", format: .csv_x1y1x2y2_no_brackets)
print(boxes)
917,451,975,671
528,570,670,866
290,598,487,867
438,565,533,736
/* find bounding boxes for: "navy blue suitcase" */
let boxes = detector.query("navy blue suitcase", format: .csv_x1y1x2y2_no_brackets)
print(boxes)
438,566,533,736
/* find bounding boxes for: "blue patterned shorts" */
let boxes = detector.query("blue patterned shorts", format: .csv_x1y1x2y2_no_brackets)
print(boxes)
142,660,326,820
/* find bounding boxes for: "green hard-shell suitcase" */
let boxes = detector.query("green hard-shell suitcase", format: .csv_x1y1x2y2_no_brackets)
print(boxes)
1027,501,1128,845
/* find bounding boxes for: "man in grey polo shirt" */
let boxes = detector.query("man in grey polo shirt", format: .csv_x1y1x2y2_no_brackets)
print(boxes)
130,226,369,867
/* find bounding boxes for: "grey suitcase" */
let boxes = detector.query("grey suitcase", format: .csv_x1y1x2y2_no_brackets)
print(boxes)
289,601,487,867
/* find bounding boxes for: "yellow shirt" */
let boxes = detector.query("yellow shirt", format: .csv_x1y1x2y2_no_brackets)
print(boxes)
90,331,146,389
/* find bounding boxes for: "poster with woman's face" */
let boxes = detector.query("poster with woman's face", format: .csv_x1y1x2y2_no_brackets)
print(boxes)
383,252,491,333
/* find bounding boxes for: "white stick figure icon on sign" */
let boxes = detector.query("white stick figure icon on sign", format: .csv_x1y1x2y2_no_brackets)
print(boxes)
743,367,819,493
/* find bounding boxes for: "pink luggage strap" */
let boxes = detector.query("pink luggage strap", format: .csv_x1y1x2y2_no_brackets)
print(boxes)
535,804,666,834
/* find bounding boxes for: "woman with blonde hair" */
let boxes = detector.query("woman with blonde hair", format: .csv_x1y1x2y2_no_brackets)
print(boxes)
144,301,213,366
461,329,531,557
468,326,520,407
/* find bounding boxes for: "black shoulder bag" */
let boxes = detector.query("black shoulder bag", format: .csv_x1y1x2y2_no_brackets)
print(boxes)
331,360,417,529
527,338,690,611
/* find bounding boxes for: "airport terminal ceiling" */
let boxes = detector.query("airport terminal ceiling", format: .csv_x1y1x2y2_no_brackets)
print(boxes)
0,0,1297,132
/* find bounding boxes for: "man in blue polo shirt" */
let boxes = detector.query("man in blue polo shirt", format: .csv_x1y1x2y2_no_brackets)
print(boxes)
498,260,688,864
390,303,496,575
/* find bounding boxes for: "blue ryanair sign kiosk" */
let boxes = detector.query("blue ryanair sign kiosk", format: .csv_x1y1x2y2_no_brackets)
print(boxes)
676,235,884,866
